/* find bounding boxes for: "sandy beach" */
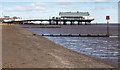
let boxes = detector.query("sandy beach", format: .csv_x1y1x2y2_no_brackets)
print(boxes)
2,24,113,68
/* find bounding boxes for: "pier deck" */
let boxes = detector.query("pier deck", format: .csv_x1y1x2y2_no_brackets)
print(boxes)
3,18,93,25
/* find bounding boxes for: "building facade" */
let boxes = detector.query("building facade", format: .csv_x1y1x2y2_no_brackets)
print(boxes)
59,11,94,20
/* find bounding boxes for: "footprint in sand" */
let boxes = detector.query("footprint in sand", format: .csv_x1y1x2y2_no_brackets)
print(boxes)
3,63,15,68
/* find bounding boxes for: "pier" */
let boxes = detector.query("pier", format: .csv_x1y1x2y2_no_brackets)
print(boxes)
3,18,93,25
3,12,94,25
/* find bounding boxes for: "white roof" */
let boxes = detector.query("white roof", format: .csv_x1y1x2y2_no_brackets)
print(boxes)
59,12,90,17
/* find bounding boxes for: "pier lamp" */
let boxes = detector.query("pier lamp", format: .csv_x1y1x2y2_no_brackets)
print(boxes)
106,16,110,37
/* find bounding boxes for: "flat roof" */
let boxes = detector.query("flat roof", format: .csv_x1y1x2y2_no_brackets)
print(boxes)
59,12,90,17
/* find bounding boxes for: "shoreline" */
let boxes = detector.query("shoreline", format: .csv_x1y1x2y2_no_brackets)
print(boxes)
2,24,113,68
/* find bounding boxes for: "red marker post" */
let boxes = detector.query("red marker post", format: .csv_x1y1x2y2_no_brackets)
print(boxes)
106,16,110,37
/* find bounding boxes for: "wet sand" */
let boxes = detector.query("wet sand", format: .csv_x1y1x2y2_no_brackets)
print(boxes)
2,24,113,68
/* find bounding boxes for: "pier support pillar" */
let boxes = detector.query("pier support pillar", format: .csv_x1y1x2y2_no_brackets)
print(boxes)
70,21,74,25
85,22,87,25
78,21,80,25
88,22,91,25
56,21,58,25
49,20,51,25
63,21,66,25
78,21,82,25
39,21,42,25
81,22,82,25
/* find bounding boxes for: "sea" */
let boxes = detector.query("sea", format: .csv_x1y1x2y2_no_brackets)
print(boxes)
20,24,119,67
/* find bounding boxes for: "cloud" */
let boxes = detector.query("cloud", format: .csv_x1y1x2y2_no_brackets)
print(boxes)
55,2,73,9
55,0,119,2
4,2,46,12
2,2,117,22
2,0,33,2
93,3,111,10
2,0,119,2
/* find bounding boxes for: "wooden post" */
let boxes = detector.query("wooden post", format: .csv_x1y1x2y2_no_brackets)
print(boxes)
107,20,109,36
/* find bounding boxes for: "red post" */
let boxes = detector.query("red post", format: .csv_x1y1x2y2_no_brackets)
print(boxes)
106,16,110,37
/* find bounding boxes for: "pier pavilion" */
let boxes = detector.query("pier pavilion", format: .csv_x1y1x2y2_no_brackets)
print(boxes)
51,11,94,25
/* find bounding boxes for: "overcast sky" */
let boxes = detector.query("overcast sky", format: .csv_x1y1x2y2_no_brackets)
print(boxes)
0,0,119,23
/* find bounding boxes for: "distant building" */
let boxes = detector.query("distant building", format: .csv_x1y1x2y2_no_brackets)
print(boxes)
59,12,89,17
59,11,94,20
13,16,17,19
4,16,10,20
13,16,21,19
52,11,94,25
3,16,15,23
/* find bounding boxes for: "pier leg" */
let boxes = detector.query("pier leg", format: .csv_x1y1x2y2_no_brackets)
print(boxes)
49,21,51,25
70,21,74,25
63,21,66,25
85,22,87,25
56,21,58,25
81,22,82,25
78,21,82,25
89,22,91,25
78,21,80,25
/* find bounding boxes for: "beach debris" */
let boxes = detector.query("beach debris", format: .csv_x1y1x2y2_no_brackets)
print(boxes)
33,34,36,36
